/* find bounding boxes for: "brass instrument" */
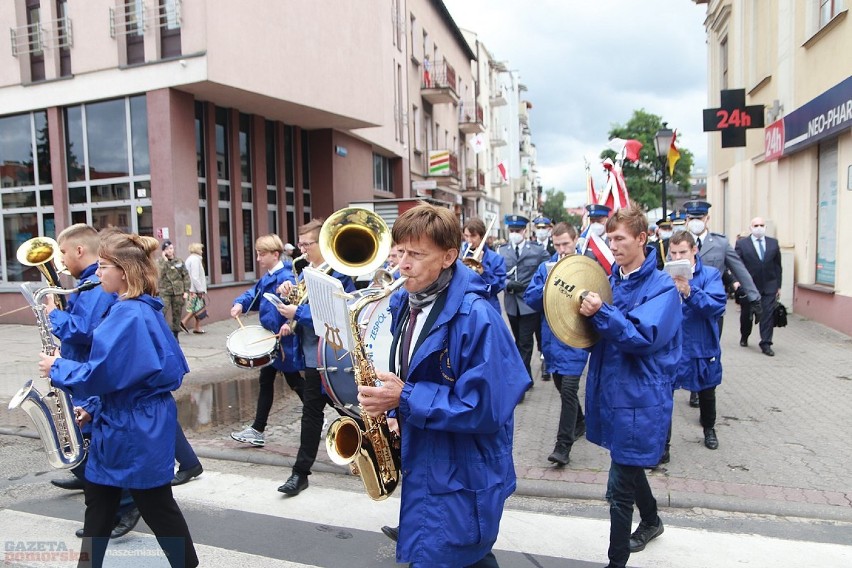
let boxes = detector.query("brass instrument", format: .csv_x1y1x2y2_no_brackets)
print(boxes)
319,207,402,500
542,255,612,348
9,280,100,468
369,268,395,288
462,216,497,274
17,236,68,310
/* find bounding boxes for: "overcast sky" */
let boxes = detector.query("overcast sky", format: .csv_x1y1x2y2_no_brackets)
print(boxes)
442,0,709,207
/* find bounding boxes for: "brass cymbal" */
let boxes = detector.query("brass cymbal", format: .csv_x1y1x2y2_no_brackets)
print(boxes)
543,255,613,348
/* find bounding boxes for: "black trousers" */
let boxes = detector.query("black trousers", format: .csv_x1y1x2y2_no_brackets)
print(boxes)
606,462,658,568
507,312,540,380
253,366,304,432
79,481,197,568
552,373,584,449
740,293,776,348
293,367,333,476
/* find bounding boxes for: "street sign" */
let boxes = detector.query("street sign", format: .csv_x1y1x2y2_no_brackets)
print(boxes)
411,180,437,190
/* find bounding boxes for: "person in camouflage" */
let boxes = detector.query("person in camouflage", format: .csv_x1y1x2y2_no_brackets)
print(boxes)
158,239,190,340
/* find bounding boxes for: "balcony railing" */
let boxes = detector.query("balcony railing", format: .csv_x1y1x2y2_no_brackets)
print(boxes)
10,22,43,56
490,127,508,147
459,102,485,134
489,87,508,107
110,0,181,38
421,60,459,105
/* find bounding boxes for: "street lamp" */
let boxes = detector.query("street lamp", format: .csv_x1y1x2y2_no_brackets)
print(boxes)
654,123,674,220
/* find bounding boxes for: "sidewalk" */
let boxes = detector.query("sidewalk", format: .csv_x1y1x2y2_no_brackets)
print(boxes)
2,304,852,522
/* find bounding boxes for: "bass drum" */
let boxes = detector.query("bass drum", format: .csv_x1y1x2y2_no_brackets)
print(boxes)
319,289,395,420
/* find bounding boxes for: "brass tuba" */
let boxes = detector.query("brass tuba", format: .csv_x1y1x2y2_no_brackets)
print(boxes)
319,207,402,500
17,236,68,310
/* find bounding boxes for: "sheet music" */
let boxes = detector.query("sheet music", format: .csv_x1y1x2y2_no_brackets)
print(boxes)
302,267,354,352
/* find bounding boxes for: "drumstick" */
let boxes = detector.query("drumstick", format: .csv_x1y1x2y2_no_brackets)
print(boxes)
235,315,245,329
247,333,280,345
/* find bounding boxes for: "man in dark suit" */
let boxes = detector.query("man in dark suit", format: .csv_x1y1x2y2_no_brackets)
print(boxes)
735,217,782,356
499,215,550,388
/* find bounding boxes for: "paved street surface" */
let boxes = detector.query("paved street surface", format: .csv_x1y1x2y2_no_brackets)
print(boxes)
2,298,852,565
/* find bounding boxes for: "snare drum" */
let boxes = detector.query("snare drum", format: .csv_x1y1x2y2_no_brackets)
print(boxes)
226,325,279,369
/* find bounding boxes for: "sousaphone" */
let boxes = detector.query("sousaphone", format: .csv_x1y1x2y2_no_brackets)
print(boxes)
543,255,613,348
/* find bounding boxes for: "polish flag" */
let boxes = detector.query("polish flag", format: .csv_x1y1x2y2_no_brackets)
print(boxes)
497,161,508,182
598,159,630,212
587,232,615,276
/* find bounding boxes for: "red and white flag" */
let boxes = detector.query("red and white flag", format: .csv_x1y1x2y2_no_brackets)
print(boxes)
598,158,630,212
586,231,615,276
497,161,508,182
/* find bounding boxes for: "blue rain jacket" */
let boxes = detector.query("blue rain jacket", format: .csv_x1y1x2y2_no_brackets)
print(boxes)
233,264,304,373
50,295,189,489
585,249,683,467
48,262,118,431
672,259,726,392
389,262,530,567
524,255,590,376
293,269,355,368
461,243,507,313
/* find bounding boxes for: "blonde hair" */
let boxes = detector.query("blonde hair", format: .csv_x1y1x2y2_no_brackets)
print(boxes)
98,231,159,298
188,242,204,255
57,224,99,253
255,234,284,254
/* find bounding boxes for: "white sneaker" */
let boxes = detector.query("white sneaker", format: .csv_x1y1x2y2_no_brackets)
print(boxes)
230,426,265,447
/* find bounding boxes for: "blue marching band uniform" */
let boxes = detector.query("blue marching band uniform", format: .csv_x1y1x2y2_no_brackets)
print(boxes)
460,240,506,313
388,262,530,567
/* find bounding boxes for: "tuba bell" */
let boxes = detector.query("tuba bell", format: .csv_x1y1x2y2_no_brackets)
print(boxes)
319,207,393,277
17,236,67,310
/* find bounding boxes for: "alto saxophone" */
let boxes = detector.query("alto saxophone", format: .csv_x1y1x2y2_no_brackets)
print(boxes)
325,278,406,500
8,280,100,469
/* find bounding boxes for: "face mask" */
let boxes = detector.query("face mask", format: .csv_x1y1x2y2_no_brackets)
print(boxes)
751,226,766,239
508,232,524,246
688,219,706,235
672,224,686,233
658,230,673,240
589,223,606,237
535,228,549,240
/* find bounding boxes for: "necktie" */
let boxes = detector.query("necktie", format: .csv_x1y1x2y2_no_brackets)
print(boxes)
400,307,421,380
515,245,521,258
758,238,765,261
697,237,702,251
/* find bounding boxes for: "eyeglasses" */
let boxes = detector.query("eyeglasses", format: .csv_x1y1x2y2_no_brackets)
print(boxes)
297,241,317,248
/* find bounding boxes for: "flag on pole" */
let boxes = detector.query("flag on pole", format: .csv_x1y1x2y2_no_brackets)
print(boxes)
468,133,486,154
668,130,681,176
587,232,615,275
598,158,630,212
497,161,508,182
605,138,643,162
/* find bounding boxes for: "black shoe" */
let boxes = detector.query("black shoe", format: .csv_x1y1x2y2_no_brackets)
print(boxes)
51,477,85,491
689,392,700,408
658,446,671,465
574,422,586,439
111,508,141,539
761,346,775,357
547,445,570,466
381,525,399,542
75,528,84,539
628,519,664,553
704,428,719,450
541,371,551,381
278,472,309,496
739,337,748,347
180,322,190,334
171,463,203,486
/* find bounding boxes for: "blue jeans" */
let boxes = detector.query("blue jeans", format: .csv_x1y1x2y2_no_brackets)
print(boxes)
606,461,659,568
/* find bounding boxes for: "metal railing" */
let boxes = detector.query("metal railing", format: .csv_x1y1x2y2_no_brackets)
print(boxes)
10,22,43,56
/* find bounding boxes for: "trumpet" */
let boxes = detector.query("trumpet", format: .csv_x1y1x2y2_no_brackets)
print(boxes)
462,216,497,274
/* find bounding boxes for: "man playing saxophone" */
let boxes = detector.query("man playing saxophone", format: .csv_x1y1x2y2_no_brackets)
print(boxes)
462,217,506,314
358,203,530,568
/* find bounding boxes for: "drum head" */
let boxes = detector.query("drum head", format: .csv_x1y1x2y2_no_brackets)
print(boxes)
320,339,361,420
227,325,277,358
358,293,394,372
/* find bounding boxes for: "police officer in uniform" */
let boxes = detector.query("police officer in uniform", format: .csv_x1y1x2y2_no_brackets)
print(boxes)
532,216,557,256
682,200,761,407
654,218,674,269
579,204,613,266
499,215,549,388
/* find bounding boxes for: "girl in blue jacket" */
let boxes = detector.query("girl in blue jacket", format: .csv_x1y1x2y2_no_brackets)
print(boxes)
40,231,198,568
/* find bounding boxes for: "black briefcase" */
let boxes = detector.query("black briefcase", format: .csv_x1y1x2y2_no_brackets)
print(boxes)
773,303,788,328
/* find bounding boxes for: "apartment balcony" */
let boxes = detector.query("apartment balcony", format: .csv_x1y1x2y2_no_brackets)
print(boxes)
491,171,507,187
462,169,487,197
459,103,485,134
490,127,508,147
489,87,508,107
426,150,459,180
520,139,531,157
519,103,529,125
421,60,459,106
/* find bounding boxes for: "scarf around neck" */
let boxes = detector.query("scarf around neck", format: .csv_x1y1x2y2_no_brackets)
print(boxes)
408,265,454,309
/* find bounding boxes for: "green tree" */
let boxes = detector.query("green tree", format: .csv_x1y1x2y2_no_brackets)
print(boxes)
600,109,694,211
540,188,568,224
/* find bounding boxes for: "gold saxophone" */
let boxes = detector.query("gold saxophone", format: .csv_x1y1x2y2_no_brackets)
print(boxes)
319,207,402,500
9,237,100,468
